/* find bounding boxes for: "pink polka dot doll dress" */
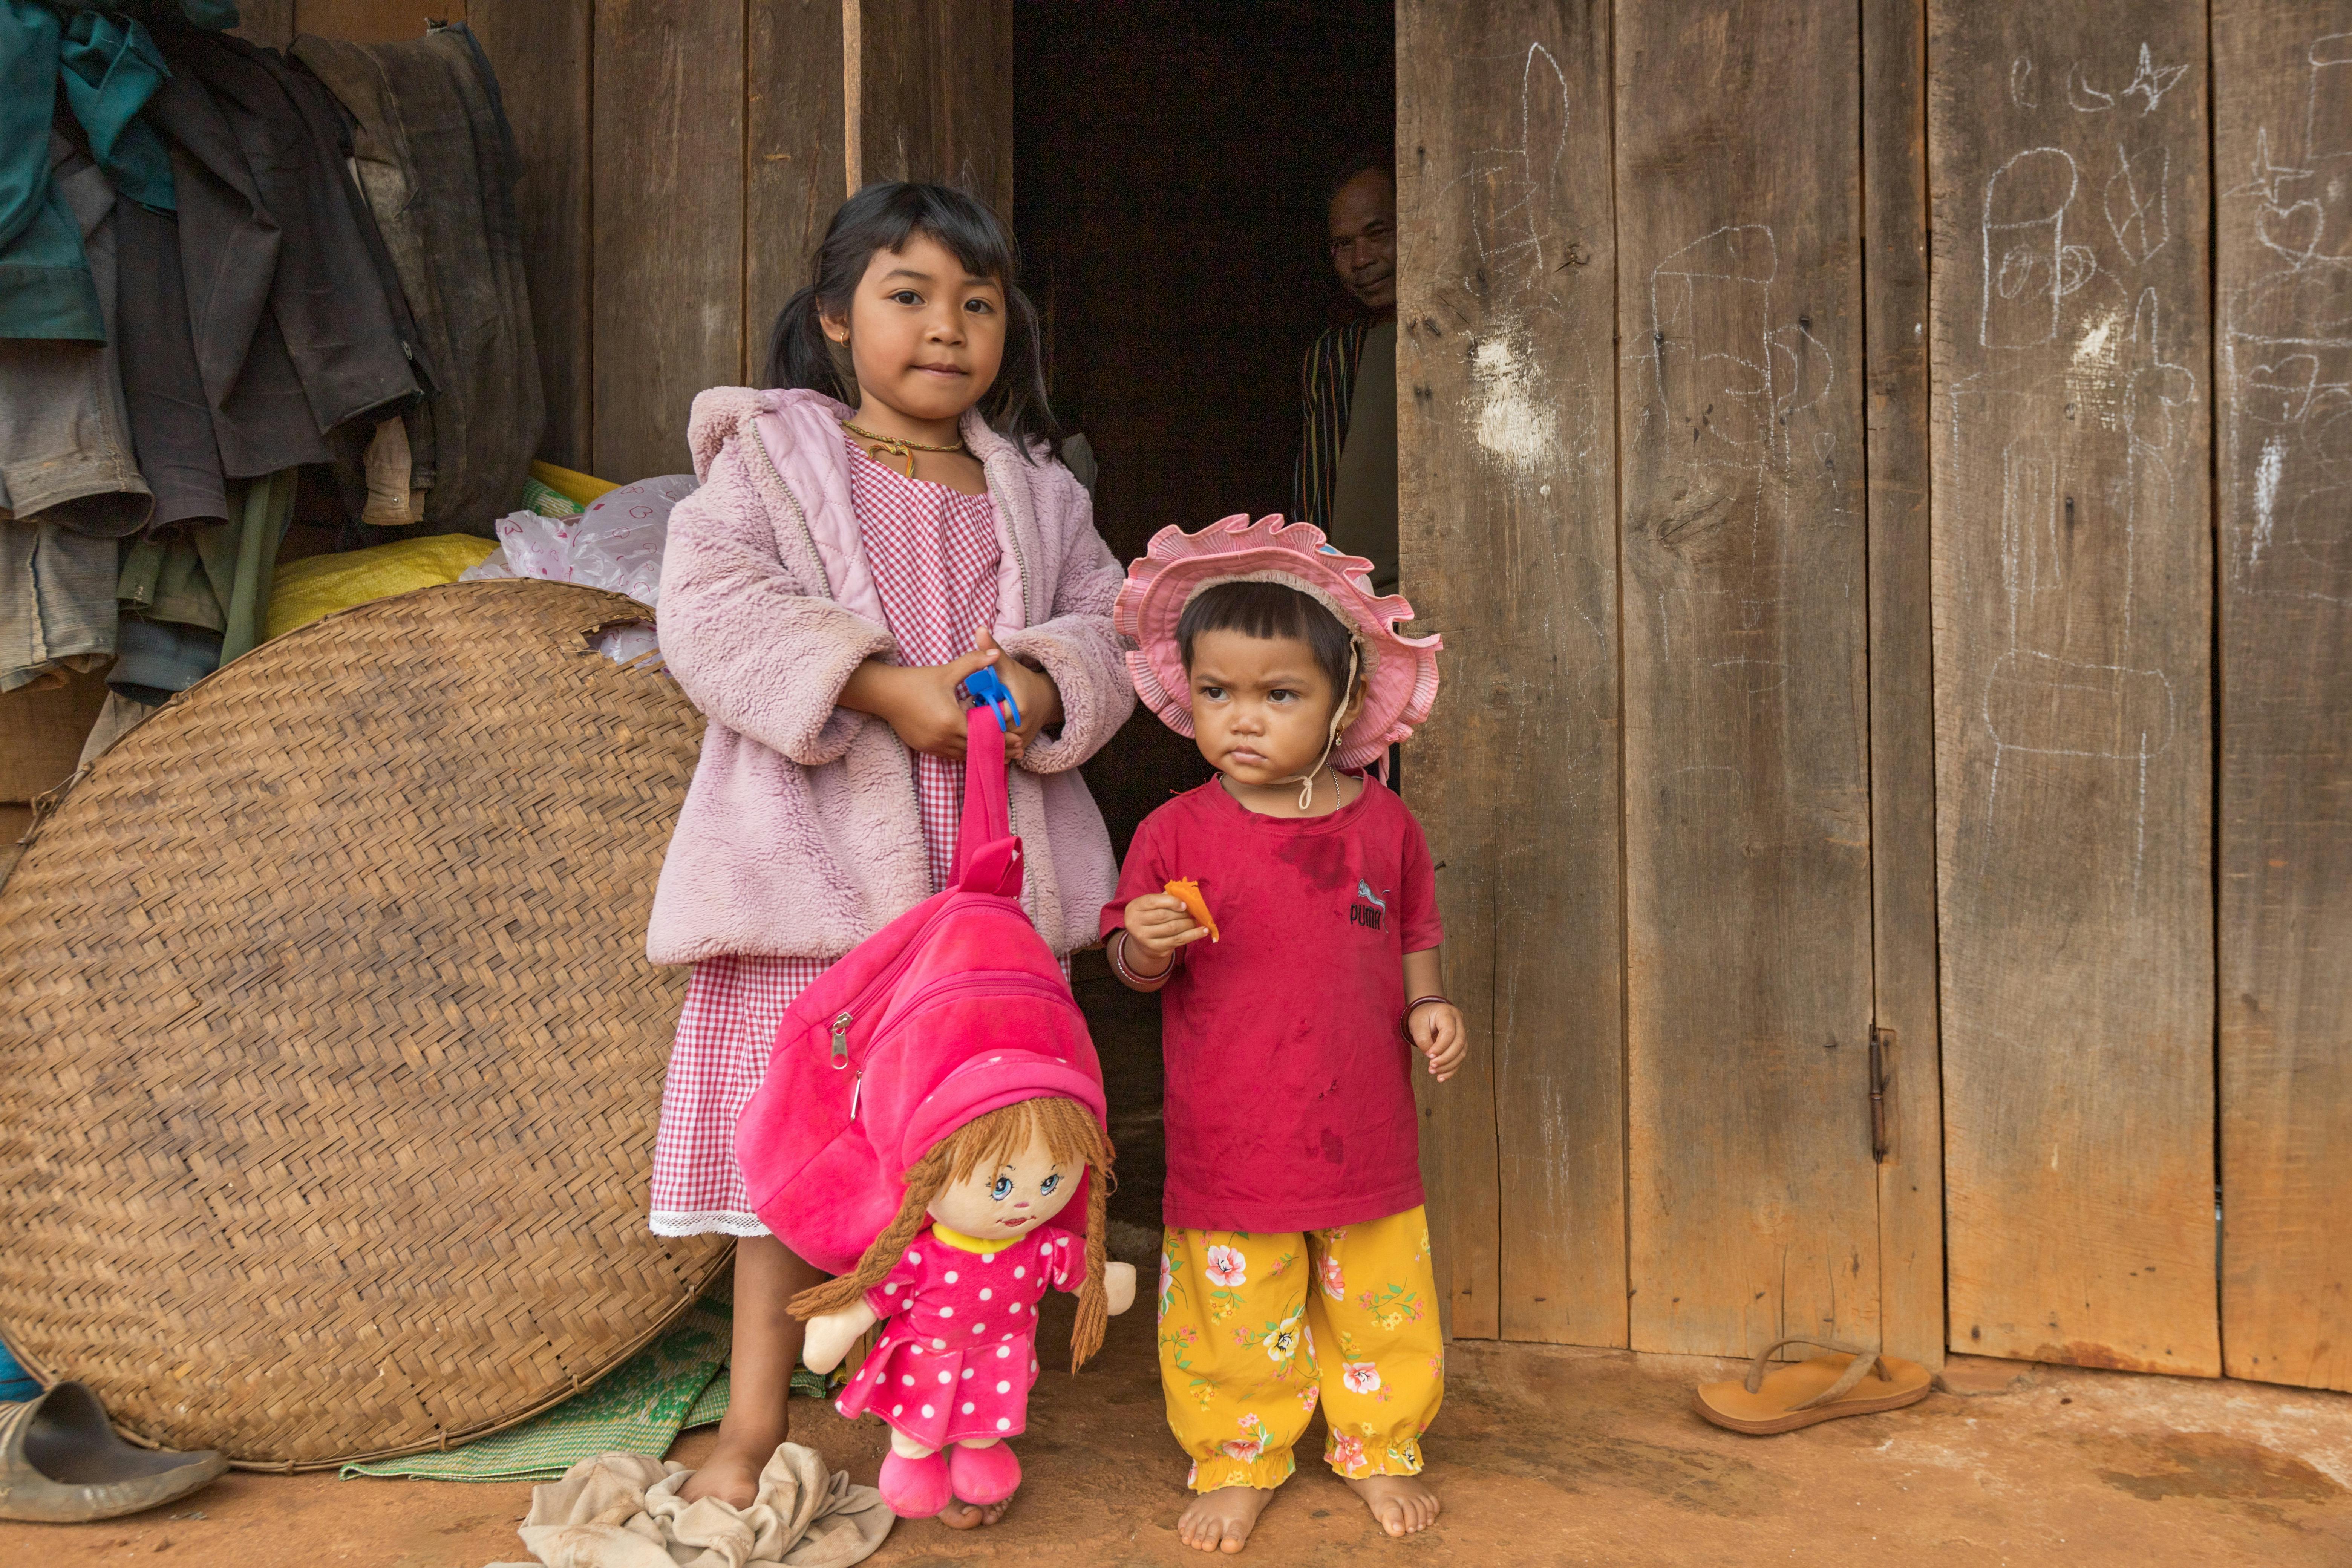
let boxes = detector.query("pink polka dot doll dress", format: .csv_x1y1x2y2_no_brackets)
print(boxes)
835,1226,1087,1450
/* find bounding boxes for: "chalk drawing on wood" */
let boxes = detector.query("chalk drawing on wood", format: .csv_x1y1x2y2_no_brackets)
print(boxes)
2222,31,2352,608
2063,42,2192,116
2104,143,2171,263
1644,224,1834,551
1430,42,1607,485
1981,148,2093,348
1955,53,2205,906
2067,61,2116,113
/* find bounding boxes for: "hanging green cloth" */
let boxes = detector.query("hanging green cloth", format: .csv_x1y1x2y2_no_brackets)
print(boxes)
56,8,177,216
113,469,292,700
0,1,178,340
0,2,102,340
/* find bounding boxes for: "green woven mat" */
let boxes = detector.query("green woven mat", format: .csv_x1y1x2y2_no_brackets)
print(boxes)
339,1296,735,1482
340,1295,844,1483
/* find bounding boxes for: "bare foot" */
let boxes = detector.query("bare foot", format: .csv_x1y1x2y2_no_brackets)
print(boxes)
1345,1473,1440,1537
938,1498,1012,1529
1177,1485,1273,1553
677,1433,774,1508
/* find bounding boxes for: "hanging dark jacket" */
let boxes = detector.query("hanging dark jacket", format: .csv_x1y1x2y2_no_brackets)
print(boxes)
293,24,540,534
153,24,418,439
139,20,421,482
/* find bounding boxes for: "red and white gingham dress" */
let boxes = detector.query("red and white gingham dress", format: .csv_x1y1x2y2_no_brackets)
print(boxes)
648,436,1005,1237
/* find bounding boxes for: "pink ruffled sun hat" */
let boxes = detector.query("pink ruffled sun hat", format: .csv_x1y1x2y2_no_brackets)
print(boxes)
1113,514,1442,774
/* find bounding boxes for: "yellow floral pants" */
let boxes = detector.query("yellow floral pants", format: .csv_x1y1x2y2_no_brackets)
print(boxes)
1156,1206,1444,1491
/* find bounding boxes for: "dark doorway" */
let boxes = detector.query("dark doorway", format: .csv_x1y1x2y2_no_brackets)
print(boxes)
1014,0,1395,1237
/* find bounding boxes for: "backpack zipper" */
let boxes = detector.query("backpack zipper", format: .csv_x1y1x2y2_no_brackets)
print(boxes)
837,970,1073,1121
812,928,1047,1071
878,970,1069,1026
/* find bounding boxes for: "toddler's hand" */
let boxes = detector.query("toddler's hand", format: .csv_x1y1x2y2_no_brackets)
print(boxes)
1123,892,1207,967
1409,1000,1468,1082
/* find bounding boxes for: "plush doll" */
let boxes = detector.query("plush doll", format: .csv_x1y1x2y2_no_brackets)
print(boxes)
792,1095,1138,1518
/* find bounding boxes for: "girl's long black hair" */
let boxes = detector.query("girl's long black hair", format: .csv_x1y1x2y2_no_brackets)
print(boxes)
764,182,1061,460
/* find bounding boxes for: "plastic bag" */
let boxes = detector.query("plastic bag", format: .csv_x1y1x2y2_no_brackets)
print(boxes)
267,534,499,641
462,475,695,661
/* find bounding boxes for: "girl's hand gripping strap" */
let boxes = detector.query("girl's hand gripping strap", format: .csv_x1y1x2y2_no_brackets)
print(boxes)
950,705,1023,897
959,665,1022,730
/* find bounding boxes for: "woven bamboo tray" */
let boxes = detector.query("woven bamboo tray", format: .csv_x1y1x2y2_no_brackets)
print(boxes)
0,582,730,1469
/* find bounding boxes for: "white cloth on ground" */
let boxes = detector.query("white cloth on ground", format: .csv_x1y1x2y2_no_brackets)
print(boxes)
487,1444,891,1568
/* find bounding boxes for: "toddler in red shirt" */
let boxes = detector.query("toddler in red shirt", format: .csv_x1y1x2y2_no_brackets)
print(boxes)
1100,515,1463,1553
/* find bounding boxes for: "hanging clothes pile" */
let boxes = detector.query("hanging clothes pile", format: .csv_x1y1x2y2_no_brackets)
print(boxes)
0,8,540,708
295,25,544,538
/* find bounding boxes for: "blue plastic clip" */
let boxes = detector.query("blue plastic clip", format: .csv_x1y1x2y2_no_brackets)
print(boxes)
960,665,1023,730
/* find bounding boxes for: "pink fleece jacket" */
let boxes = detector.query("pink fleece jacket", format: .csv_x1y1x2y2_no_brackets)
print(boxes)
646,387,1133,965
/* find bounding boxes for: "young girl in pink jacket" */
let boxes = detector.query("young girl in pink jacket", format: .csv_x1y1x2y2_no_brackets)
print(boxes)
646,182,1133,1518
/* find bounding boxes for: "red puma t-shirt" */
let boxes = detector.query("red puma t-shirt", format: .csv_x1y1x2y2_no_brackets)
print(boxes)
1099,777,1443,1233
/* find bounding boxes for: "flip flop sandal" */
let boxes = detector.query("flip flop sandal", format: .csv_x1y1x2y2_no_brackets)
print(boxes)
0,1381,228,1522
1694,1336,1931,1435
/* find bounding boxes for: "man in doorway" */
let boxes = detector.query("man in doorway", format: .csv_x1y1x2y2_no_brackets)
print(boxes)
1294,149,1398,594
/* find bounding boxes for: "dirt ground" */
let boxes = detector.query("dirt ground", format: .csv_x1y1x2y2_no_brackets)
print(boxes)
8,1302,2350,1568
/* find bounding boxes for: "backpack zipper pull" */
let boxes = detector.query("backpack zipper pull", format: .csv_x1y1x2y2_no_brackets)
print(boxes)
850,1071,863,1121
830,1010,853,1068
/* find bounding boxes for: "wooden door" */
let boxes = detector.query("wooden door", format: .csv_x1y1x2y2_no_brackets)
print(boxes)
1929,3,2220,1374
1612,0,1881,1358
1396,0,1628,1347
1400,0,1922,1361
2214,0,2352,1393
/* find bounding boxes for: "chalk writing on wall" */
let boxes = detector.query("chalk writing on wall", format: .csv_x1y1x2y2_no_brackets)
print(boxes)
2223,31,2352,609
1947,41,2202,902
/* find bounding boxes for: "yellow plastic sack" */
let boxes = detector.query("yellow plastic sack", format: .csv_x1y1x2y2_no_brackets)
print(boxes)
266,535,499,642
530,461,619,508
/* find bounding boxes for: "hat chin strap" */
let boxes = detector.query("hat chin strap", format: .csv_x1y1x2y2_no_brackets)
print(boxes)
1277,639,1360,811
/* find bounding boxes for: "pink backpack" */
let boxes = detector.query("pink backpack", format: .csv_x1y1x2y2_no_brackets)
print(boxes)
734,708,1107,1276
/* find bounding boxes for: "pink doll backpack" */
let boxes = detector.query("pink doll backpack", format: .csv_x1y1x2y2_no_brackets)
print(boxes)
734,706,1107,1275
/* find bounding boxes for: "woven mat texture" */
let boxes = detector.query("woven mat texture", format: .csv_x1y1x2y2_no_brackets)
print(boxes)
340,1294,734,1483
0,582,729,1469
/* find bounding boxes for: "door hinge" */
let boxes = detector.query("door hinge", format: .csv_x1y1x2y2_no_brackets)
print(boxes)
1868,1024,1895,1164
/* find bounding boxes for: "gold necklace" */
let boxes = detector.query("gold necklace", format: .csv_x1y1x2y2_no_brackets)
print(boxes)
842,419,966,479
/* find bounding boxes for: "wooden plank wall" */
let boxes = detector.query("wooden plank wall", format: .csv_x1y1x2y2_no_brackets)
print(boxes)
1929,5,2219,1374
468,2,592,470
1615,0,1880,1357
247,0,996,480
1396,0,1626,1345
2214,0,2352,1393
850,0,1015,220
1862,0,1948,1374
591,2,752,483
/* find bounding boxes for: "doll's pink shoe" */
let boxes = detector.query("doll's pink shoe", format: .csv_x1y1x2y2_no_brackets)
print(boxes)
878,1449,953,1517
948,1439,1022,1506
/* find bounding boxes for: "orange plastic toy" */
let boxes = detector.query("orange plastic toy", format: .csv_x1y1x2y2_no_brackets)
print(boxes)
1163,879,1220,943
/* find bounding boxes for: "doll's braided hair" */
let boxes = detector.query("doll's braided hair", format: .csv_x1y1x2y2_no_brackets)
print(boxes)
786,1096,1117,1371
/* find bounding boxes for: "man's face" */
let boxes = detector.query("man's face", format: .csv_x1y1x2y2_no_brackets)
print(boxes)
1327,170,1396,315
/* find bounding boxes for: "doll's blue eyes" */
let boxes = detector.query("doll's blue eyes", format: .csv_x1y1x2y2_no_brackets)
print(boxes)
1040,1174,1061,1196
991,1176,1014,1200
